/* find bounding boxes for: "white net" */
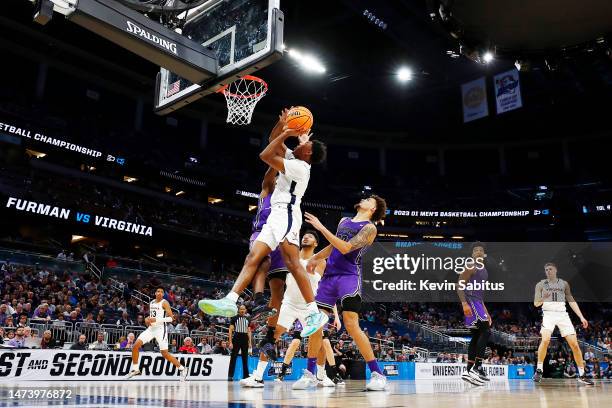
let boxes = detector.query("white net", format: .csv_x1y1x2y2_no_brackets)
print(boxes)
219,75,268,125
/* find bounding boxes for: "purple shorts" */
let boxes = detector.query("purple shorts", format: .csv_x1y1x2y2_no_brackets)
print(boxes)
465,298,488,328
315,273,361,310
250,231,287,278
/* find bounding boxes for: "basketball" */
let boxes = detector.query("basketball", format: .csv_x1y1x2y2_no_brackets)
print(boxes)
286,106,313,132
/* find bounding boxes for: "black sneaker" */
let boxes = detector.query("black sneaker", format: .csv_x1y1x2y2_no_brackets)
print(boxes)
251,305,278,325
578,375,594,386
333,373,345,385
258,339,277,361
533,369,543,383
476,367,490,382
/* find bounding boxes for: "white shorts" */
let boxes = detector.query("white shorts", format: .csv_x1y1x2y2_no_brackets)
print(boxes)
137,324,169,350
541,311,576,337
256,204,302,250
276,301,308,331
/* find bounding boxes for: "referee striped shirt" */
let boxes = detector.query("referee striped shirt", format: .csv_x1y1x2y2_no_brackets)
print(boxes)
230,315,250,333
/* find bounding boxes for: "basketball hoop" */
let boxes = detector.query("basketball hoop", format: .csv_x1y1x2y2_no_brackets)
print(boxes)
217,75,268,126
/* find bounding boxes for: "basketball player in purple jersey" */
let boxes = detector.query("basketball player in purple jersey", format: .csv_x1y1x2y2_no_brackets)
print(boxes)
457,242,491,385
198,109,329,338
294,195,388,391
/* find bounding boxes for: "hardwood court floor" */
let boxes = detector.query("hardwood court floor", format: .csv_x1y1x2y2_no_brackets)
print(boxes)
0,379,608,407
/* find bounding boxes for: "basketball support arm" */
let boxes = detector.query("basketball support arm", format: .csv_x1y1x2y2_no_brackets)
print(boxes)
30,0,217,83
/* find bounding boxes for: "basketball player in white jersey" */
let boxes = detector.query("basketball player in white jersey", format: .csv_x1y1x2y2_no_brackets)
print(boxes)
127,288,187,381
198,124,329,338
533,262,593,385
240,231,340,387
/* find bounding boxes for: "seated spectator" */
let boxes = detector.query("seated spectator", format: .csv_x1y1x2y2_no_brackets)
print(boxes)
214,340,230,355
115,336,127,350
67,311,82,325
169,338,178,353
179,337,198,354
120,333,136,350
17,314,28,327
90,332,109,350
95,310,107,325
4,316,15,328
71,334,88,350
31,303,52,321
198,338,213,354
8,327,26,348
40,330,58,349
0,304,10,325
0,328,4,344
116,311,134,326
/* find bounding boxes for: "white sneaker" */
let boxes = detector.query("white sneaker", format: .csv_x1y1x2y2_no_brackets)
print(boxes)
126,369,141,379
300,312,328,337
240,375,264,388
179,367,188,382
366,371,387,391
318,375,336,387
292,369,318,390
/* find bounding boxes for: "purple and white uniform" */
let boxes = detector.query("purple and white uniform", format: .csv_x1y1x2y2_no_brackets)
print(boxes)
464,266,489,328
250,194,286,277
315,217,371,309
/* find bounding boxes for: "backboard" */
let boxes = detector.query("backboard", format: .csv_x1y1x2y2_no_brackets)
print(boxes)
154,0,283,115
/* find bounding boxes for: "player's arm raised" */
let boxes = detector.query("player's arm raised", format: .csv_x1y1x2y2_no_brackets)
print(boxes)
534,281,544,307
306,245,333,273
261,166,278,196
565,282,588,328
267,108,290,156
259,127,301,173
304,212,377,255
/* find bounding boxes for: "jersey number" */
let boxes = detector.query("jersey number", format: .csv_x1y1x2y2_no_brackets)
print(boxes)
151,310,157,317
552,293,558,302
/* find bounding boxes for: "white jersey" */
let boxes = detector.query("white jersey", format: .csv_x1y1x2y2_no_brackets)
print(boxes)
270,148,311,208
539,279,567,312
148,299,168,327
282,257,320,307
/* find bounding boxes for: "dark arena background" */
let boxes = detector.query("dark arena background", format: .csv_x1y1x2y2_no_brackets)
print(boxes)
0,0,611,407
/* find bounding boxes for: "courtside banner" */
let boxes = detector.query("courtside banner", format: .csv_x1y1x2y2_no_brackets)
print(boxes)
0,350,229,381
414,363,508,380
462,77,488,122
494,69,523,114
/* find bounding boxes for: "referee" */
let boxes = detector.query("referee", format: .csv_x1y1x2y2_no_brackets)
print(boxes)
228,305,252,380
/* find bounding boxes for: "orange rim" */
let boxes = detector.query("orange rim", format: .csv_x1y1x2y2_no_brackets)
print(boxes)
217,75,268,99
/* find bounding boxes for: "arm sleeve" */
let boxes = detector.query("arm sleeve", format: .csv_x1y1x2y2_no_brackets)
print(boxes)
282,159,307,181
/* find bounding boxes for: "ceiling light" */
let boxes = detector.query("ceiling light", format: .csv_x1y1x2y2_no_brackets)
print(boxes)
287,49,326,74
483,51,494,63
397,67,413,82
123,176,138,183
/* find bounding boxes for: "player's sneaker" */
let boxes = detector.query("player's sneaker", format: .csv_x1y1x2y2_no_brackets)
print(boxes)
179,367,188,382
476,366,490,382
300,311,329,337
532,368,543,383
461,368,484,386
251,306,278,325
333,373,345,386
366,371,387,391
198,297,237,317
126,369,141,379
317,375,336,387
240,375,264,388
578,375,594,386
292,369,318,390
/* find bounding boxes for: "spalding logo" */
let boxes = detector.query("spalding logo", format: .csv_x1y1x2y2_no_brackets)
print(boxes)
126,21,178,55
